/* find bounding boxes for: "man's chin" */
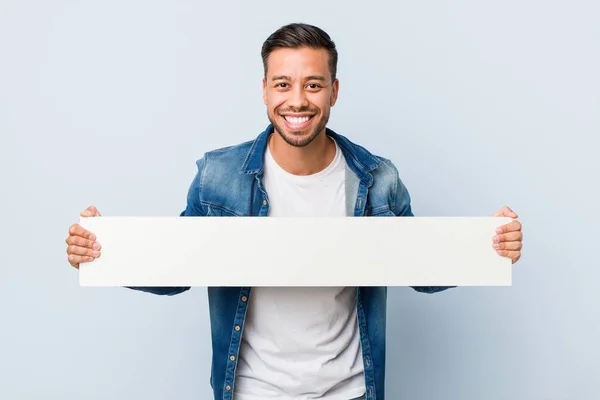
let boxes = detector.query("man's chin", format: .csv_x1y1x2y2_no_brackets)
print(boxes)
269,116,325,147
278,130,316,148
284,128,309,137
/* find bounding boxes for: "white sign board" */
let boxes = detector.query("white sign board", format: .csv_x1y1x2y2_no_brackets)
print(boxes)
78,216,512,287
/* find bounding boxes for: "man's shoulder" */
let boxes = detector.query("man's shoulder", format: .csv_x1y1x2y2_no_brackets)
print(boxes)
194,138,257,175
199,125,270,171
331,130,400,172
373,155,400,177
336,133,401,179
190,138,258,215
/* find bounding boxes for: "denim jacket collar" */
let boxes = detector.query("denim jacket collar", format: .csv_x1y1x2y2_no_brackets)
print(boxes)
240,124,381,186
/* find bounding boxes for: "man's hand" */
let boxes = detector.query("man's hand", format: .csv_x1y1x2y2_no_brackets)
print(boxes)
65,205,102,269
492,206,523,264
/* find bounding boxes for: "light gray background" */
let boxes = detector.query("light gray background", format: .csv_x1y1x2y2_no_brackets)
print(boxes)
1,0,598,399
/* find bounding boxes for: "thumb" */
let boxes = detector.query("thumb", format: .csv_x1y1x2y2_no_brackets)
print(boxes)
493,206,518,218
80,205,102,217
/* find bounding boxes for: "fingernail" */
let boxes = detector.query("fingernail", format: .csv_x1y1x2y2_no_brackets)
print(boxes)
90,234,96,240
93,242,100,250
495,228,502,234
92,250,100,257
493,236,499,243
493,243,500,249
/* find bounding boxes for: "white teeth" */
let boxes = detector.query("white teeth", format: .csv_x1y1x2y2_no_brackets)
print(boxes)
284,116,310,125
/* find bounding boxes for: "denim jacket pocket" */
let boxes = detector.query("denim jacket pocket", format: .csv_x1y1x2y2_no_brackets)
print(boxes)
367,205,395,216
205,204,241,217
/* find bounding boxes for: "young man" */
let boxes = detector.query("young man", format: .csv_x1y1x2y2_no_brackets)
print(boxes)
65,23,523,400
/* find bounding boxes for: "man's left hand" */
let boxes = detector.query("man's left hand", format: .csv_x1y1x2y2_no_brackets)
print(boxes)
492,206,523,264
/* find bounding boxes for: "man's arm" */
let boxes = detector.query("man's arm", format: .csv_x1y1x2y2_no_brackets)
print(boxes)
387,161,455,294
127,157,208,296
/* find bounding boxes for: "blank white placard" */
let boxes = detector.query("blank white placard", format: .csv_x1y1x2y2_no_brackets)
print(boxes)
78,216,512,287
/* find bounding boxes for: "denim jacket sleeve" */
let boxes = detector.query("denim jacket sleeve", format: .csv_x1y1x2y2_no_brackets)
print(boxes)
389,161,455,295
126,158,208,296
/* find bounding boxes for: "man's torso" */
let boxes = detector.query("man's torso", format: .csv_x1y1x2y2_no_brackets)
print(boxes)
234,138,366,400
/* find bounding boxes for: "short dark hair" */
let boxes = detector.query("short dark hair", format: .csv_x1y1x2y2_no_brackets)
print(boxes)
261,23,338,81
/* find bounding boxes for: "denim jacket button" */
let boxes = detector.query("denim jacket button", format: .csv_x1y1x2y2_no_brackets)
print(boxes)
235,325,241,331
241,296,247,302
226,385,231,391
263,199,268,206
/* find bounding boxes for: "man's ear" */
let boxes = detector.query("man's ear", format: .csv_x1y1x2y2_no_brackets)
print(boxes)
330,79,340,107
262,78,267,105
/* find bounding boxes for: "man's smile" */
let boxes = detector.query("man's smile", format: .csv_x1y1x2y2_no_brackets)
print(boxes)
280,113,315,130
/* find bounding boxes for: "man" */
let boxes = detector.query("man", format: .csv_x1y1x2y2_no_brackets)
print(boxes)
65,23,523,400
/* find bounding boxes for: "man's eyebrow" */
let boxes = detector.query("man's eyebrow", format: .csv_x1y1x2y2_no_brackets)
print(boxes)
271,75,291,81
270,75,328,81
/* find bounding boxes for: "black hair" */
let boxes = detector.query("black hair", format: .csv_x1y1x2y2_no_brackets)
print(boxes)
261,23,338,81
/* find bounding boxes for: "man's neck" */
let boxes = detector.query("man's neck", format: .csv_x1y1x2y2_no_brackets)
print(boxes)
268,130,336,176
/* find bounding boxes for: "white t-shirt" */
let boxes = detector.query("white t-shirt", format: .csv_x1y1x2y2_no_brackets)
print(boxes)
233,137,366,400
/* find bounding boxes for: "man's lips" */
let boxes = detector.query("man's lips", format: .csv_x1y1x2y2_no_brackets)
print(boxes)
280,114,315,130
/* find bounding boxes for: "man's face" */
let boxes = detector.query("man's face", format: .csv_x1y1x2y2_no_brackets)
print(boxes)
263,47,339,147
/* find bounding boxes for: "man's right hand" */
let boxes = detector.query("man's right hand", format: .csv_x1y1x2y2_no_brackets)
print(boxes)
66,205,102,269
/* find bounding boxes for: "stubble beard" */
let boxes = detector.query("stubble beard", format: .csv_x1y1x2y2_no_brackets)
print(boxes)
267,108,330,148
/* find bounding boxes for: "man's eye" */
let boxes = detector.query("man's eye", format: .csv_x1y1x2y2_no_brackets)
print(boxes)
277,83,288,88
307,84,321,89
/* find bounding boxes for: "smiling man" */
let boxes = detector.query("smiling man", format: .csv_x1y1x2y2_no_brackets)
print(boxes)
65,23,523,400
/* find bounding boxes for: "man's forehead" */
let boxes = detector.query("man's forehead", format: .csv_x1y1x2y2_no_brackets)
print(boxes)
266,47,330,76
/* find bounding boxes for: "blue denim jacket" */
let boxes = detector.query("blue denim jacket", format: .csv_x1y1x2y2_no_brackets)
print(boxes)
131,124,451,400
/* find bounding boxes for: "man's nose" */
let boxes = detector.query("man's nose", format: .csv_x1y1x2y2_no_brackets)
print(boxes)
287,85,309,109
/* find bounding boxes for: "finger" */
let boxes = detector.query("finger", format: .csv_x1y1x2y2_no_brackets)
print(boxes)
493,206,518,218
67,245,101,258
495,220,522,234
493,241,522,251
493,231,523,243
65,235,101,250
68,254,95,268
80,205,102,218
68,223,97,241
496,250,521,264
